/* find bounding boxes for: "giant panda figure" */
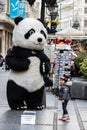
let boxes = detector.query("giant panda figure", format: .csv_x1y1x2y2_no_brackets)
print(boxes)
5,17,50,110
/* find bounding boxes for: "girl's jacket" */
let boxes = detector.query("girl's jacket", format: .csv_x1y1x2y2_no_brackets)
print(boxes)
59,82,71,100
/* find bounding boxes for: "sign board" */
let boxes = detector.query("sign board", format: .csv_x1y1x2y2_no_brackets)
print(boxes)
10,0,19,18
10,0,26,18
21,111,36,125
17,1,26,18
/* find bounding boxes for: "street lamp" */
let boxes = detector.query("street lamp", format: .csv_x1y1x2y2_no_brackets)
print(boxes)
46,4,58,18
45,3,59,34
40,0,45,22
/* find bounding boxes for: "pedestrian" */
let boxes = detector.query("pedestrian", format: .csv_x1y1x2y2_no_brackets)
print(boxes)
58,74,71,121
2,58,5,70
0,54,3,67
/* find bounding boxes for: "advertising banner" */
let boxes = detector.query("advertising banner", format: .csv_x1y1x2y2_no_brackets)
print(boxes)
10,0,26,18
18,1,26,18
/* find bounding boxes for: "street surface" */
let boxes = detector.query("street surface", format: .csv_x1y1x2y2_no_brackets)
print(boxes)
0,68,87,130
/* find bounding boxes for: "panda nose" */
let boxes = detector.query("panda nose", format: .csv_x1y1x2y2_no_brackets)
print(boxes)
37,38,42,42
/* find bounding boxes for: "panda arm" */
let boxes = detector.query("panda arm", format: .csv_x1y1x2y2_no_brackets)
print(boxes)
5,51,30,71
40,60,51,75
38,53,51,75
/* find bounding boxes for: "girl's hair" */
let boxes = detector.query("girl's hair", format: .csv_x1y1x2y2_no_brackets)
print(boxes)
61,74,69,82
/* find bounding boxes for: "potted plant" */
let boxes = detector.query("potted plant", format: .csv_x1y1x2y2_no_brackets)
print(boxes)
74,51,87,68
80,59,87,79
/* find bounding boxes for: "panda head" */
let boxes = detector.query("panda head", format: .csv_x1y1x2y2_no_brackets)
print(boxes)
13,17,48,50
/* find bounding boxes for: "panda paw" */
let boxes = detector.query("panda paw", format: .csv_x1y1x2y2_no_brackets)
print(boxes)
18,106,27,110
27,105,45,110
37,105,45,110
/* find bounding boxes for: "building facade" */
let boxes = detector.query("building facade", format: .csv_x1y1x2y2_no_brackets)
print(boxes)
57,0,87,35
0,0,14,57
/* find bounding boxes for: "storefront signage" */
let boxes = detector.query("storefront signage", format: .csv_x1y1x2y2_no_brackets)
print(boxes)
18,1,26,18
10,0,26,18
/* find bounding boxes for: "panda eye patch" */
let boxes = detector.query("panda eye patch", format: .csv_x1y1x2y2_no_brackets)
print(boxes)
41,30,46,39
24,29,35,39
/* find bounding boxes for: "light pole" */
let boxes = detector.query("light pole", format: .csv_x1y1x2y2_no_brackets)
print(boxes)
73,0,74,25
59,3,62,30
40,0,45,22
45,3,58,34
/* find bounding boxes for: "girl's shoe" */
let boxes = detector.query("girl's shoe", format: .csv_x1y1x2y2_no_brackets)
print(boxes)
62,116,70,121
59,117,63,120
59,115,70,121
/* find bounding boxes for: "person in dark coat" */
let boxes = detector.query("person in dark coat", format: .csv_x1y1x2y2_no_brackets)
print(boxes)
59,74,71,121
0,54,3,67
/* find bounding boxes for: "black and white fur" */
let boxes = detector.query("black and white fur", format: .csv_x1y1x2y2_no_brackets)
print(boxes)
5,17,50,110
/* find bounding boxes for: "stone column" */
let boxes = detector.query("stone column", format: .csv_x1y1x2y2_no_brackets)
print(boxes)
2,31,6,58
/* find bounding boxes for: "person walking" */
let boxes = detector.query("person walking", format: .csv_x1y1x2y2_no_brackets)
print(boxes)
58,74,71,121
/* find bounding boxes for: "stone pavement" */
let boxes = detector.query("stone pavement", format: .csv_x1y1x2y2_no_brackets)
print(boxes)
0,69,87,130
57,99,86,130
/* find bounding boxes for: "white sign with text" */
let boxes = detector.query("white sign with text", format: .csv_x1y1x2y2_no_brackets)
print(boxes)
21,111,36,125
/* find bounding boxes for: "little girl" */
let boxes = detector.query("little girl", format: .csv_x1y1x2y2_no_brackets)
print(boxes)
58,74,71,121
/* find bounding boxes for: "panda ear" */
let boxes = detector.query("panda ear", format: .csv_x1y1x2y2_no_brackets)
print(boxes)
14,17,23,25
37,19,44,24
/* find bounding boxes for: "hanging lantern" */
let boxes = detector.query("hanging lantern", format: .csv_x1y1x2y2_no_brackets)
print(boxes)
27,0,36,6
65,38,72,44
45,0,56,6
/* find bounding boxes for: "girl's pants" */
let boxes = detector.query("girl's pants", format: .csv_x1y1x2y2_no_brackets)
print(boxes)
62,100,69,115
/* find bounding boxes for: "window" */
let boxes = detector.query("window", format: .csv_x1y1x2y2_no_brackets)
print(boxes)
84,8,87,13
84,20,87,27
